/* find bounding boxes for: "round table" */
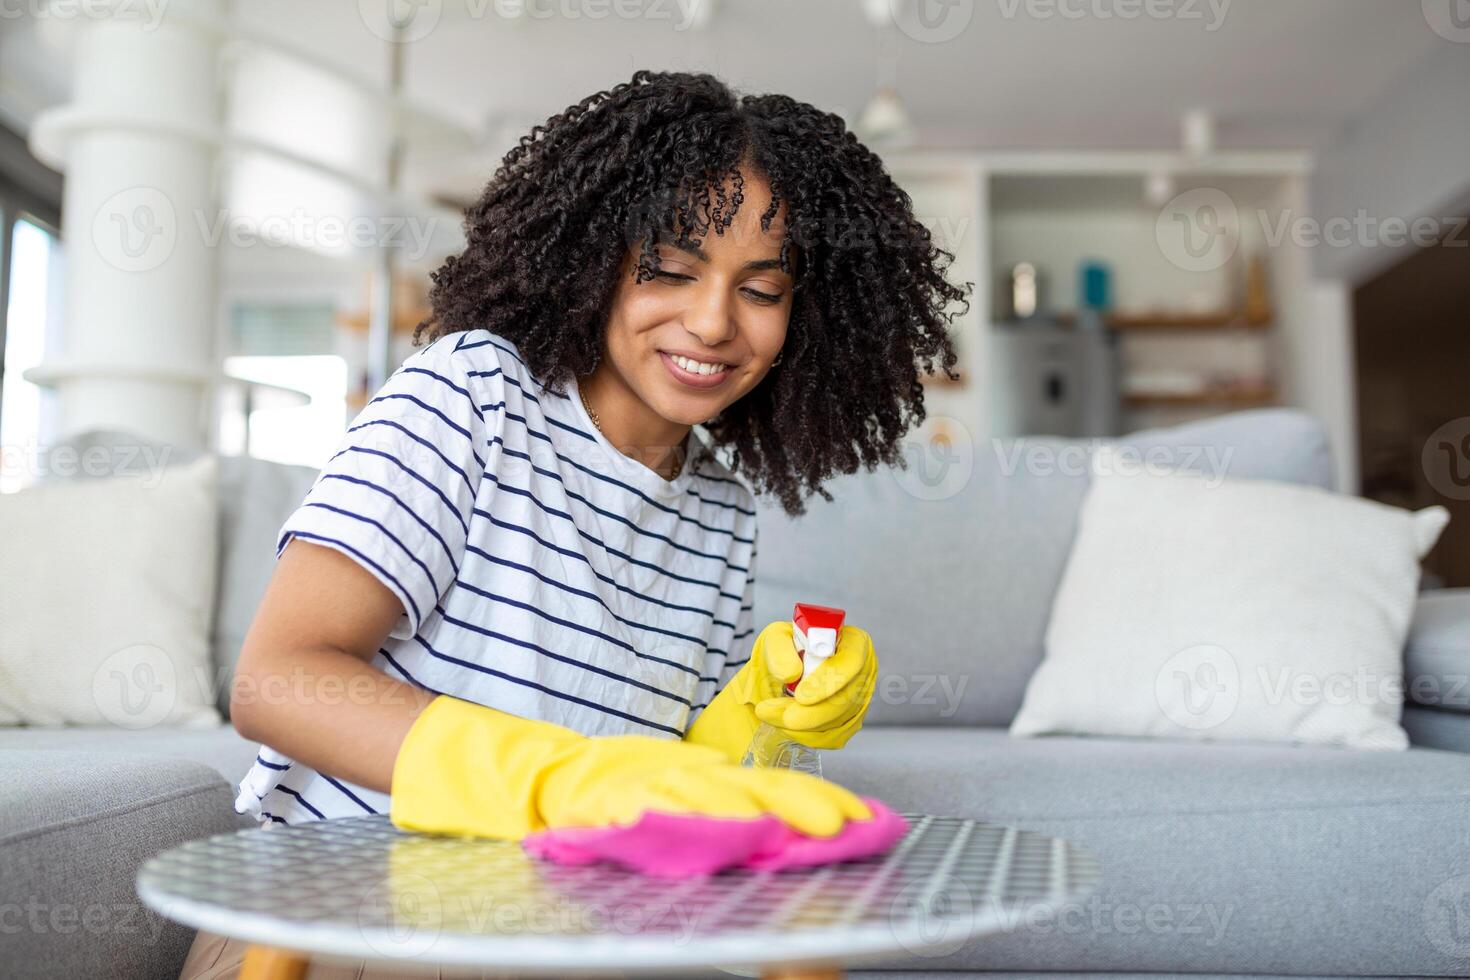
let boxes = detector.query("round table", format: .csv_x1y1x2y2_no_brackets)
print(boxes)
137,813,1100,979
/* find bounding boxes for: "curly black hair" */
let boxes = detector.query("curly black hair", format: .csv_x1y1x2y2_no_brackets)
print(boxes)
415,70,969,515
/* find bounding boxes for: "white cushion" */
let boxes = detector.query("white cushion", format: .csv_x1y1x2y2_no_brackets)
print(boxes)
1010,457,1449,750
0,456,222,728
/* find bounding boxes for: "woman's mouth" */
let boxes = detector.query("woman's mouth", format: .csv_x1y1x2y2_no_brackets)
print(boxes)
660,351,733,389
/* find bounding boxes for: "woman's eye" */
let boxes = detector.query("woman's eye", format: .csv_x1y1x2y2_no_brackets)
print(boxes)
653,268,781,303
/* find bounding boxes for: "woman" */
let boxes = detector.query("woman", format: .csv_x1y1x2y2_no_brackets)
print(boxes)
181,70,964,978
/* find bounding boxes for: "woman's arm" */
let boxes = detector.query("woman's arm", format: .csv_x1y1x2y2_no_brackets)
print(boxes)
229,538,437,794
234,541,872,845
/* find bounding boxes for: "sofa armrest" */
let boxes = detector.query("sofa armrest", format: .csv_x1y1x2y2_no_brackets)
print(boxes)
0,749,242,980
1403,705,1470,753
1405,589,1470,713
1399,590,1470,714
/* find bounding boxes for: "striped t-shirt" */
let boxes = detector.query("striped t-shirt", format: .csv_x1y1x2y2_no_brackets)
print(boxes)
234,329,758,825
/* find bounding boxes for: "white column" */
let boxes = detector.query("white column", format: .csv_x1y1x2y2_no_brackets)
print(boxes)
1270,175,1360,495
26,0,224,450
1303,280,1360,495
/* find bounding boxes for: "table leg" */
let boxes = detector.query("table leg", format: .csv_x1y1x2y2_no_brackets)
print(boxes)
761,969,843,980
239,944,310,980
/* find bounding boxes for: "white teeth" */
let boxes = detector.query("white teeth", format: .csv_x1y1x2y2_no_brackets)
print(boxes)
671,354,727,376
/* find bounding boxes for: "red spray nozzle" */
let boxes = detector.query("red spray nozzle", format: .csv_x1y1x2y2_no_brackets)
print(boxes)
787,603,846,693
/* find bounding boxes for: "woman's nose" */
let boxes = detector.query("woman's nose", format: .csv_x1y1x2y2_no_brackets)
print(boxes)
683,287,738,347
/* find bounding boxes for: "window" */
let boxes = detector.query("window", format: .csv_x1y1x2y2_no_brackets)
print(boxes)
216,301,349,468
0,217,64,494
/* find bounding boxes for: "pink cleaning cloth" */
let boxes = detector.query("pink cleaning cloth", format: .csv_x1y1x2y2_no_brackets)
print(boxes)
522,797,908,877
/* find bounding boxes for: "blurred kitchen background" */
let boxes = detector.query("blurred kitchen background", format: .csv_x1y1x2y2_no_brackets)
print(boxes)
0,0,1466,579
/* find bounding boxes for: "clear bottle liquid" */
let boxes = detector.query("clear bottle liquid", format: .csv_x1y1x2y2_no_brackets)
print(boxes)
740,603,845,778
742,723,823,776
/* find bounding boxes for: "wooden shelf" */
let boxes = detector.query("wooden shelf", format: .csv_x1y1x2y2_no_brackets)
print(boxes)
1056,310,1271,332
1124,383,1276,409
337,271,434,336
335,309,429,335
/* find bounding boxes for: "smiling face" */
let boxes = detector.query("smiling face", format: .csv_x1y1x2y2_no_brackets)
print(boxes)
596,170,794,438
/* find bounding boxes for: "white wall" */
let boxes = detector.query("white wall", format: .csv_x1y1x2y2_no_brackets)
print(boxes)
1300,39,1470,490
889,165,990,440
1310,41,1470,285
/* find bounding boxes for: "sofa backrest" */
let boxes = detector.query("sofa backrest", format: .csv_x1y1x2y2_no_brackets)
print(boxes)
751,409,1336,728
50,409,1334,728
37,430,320,717
211,455,322,715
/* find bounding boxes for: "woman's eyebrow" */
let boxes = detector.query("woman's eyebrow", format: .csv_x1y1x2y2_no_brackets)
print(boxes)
655,236,784,272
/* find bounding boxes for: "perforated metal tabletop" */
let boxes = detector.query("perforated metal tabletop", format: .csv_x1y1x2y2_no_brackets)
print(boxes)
137,813,1100,975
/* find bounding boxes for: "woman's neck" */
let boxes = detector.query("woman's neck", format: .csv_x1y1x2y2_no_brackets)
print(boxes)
579,367,692,481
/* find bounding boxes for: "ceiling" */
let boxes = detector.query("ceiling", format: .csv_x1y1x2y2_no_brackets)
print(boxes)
260,0,1445,151
5,1,1448,149
0,0,1451,260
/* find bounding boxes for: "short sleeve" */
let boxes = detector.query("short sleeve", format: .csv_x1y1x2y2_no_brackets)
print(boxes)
713,541,758,697
276,339,496,639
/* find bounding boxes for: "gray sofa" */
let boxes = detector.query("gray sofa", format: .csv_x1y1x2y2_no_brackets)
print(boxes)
4,409,1469,979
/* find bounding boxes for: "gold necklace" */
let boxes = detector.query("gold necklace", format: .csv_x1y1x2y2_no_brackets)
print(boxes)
578,383,602,433
580,383,684,481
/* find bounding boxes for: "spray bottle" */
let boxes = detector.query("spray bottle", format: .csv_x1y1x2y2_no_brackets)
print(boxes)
741,603,846,777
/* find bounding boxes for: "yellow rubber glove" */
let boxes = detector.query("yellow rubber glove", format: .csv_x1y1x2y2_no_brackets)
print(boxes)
389,694,871,841
685,621,878,763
